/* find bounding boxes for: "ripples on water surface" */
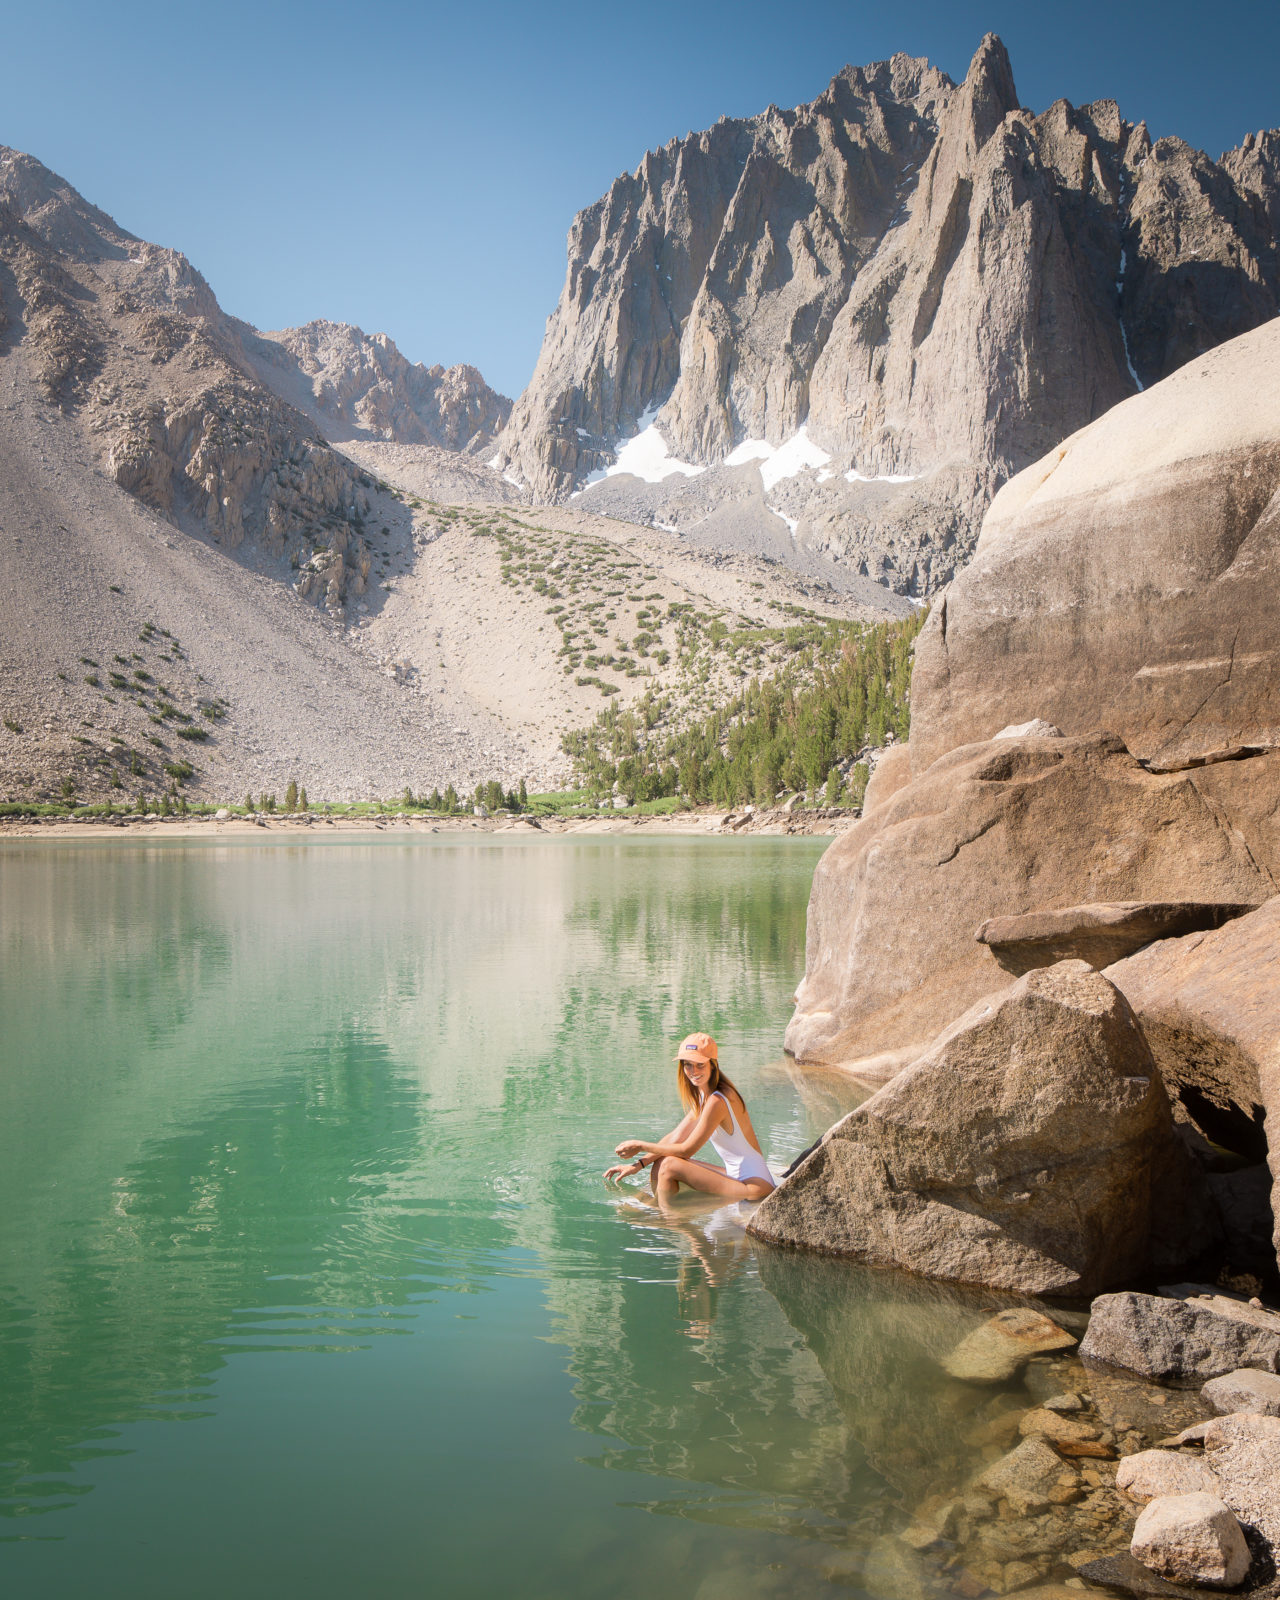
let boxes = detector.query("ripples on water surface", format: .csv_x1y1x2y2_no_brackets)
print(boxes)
0,836,1079,1599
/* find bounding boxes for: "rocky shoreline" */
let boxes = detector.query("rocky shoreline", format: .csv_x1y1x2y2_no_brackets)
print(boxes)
0,802,857,841
856,1290,1280,1600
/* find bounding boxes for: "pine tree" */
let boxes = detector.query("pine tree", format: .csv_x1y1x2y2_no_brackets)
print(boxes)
518,778,528,809
403,786,414,809
299,788,308,811
427,788,442,811
285,780,298,812
443,783,459,813
245,792,255,812
823,767,841,807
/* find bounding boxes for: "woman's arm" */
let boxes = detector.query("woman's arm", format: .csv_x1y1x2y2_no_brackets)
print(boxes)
605,1110,699,1181
614,1100,725,1163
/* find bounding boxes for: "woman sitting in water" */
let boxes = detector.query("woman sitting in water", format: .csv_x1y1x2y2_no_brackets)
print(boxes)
604,1033,776,1201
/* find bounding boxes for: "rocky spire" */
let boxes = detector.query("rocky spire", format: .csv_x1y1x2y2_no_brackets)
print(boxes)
493,36,1279,597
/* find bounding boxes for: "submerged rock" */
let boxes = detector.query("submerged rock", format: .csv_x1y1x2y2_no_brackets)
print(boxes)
942,1308,1077,1382
1018,1406,1111,1454
1080,1292,1280,1381
752,962,1213,1294
1078,1551,1220,1599
976,1436,1064,1514
1130,1492,1251,1589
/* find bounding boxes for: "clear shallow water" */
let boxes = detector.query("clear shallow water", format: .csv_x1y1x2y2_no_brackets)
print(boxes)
0,836,1041,1600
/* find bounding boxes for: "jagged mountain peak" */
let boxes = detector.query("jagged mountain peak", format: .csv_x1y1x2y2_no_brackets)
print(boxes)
493,36,1280,597
249,318,511,453
0,145,136,260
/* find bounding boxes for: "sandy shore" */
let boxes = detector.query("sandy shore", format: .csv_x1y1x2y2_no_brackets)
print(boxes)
0,806,854,841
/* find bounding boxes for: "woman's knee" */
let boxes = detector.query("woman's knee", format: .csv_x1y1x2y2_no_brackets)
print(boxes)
651,1156,679,1194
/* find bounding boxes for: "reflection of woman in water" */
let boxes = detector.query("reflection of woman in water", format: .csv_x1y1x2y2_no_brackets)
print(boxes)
603,1033,776,1201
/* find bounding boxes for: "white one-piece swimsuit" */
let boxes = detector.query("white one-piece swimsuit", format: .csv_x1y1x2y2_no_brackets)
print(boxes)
706,1091,774,1186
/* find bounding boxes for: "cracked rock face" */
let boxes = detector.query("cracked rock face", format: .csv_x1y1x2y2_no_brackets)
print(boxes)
976,902,1259,977
783,731,1272,1075
750,961,1213,1295
496,35,1279,596
910,318,1280,772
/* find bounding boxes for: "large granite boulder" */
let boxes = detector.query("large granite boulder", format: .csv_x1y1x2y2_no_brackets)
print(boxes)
785,731,1269,1074
1104,898,1280,1183
1080,1291,1280,1381
752,963,1212,1295
910,318,1280,773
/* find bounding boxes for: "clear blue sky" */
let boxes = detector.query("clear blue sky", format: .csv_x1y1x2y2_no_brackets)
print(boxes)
5,0,1277,398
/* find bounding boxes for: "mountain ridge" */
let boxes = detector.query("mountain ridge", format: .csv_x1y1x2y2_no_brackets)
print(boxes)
492,35,1280,594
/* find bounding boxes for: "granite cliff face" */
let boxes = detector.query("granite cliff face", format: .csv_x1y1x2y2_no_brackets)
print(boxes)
495,36,1280,595
249,320,510,453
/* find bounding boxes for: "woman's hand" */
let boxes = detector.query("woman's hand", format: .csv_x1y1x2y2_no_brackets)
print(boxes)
603,1161,640,1183
614,1140,643,1159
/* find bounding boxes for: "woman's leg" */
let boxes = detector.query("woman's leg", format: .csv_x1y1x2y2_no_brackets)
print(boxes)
650,1155,774,1203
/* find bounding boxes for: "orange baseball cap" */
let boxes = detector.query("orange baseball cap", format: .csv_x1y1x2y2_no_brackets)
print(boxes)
677,1032,718,1064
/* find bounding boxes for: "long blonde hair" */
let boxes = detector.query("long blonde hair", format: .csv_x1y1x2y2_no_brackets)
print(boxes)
677,1056,743,1115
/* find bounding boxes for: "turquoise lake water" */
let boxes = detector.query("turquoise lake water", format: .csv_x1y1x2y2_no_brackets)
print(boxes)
0,835,1018,1599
